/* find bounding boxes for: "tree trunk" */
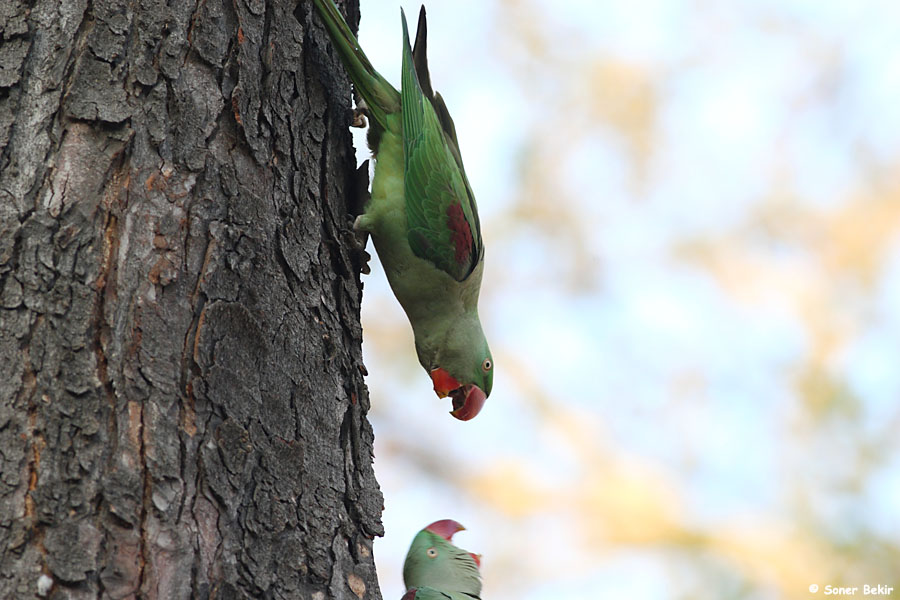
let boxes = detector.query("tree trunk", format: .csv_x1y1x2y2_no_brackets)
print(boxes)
0,0,383,598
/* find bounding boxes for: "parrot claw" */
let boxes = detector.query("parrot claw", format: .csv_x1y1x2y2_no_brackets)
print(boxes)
351,108,368,128
343,220,370,273
346,160,371,275
350,215,370,243
358,248,371,274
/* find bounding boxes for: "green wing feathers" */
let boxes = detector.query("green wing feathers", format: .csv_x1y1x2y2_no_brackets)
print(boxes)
311,0,400,129
401,9,483,282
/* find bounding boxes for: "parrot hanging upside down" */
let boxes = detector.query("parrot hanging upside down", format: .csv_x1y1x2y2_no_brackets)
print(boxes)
402,519,482,600
310,0,493,420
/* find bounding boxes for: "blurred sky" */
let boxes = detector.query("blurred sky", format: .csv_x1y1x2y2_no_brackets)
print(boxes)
346,1,900,598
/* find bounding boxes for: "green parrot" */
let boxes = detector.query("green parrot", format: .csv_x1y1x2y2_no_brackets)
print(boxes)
310,0,493,420
402,519,482,599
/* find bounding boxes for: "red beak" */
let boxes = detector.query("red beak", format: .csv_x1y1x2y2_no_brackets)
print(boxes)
425,519,465,540
429,368,487,421
429,368,460,398
449,384,486,421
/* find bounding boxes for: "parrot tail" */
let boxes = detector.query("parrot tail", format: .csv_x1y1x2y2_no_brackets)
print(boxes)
311,0,400,130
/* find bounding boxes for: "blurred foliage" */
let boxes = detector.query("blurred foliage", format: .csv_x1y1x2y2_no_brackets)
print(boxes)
358,0,900,598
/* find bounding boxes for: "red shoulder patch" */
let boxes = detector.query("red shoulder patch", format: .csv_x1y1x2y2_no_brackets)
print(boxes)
446,203,473,266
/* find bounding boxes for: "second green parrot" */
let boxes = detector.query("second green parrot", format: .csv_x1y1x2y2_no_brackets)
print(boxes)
311,0,493,420
402,519,482,599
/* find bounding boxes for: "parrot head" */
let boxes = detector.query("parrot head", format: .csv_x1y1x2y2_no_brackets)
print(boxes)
403,519,482,595
424,325,492,421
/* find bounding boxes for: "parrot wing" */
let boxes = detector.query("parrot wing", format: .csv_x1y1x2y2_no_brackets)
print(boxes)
411,8,463,161
411,7,434,101
401,9,483,283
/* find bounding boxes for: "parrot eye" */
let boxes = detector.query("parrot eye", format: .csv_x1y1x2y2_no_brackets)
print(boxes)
426,547,438,558
481,358,492,373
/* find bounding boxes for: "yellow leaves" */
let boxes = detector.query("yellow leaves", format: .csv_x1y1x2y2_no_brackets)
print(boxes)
794,364,860,420
493,0,661,237
576,461,686,546
464,460,548,517
711,521,841,595
462,404,687,546
677,177,900,420
583,59,658,179
680,178,900,298
464,456,686,544
821,187,900,285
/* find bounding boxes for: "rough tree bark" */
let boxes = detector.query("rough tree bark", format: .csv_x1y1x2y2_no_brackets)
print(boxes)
0,0,384,598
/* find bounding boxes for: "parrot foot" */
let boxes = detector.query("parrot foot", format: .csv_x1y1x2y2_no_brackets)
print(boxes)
341,222,370,274
347,160,371,274
345,223,371,274
357,248,371,274
352,214,368,232
351,108,368,128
